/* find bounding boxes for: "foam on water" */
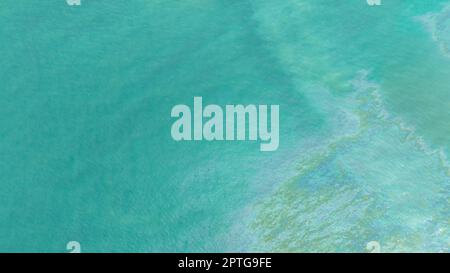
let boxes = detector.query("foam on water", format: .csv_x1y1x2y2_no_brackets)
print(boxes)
241,71,450,252
228,0,450,252
418,3,450,58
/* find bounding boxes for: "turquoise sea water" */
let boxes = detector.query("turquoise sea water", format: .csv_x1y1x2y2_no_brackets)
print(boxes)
0,0,449,252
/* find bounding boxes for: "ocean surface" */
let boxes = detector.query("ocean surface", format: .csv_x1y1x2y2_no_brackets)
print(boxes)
0,0,449,252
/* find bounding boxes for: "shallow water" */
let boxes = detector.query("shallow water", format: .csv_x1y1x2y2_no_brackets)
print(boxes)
0,0,448,252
